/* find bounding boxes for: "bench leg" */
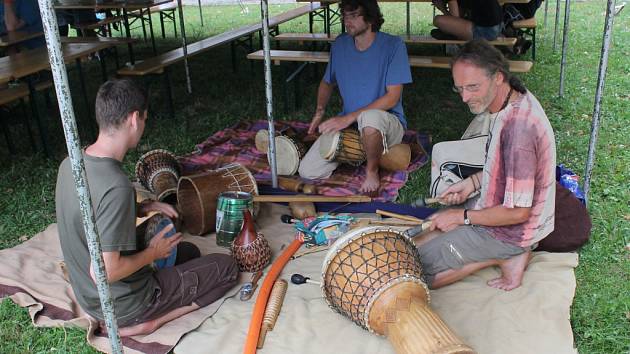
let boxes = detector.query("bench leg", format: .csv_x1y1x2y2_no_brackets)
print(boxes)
27,78,51,158
147,8,157,55
172,10,177,38
99,50,108,81
0,108,16,155
75,59,96,141
163,69,175,120
160,12,166,39
20,99,37,153
123,9,135,65
532,28,536,61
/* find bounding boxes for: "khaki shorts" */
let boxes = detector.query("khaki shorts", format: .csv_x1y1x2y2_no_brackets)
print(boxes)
298,109,405,179
417,226,527,287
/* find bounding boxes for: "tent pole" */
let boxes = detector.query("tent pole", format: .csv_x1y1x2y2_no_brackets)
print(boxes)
36,0,123,352
558,0,571,97
583,0,616,205
177,0,193,94
553,0,561,51
261,0,278,188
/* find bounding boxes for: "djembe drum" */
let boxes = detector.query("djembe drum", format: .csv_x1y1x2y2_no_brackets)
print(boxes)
321,226,475,354
255,129,309,175
177,163,259,236
135,149,181,204
319,129,366,166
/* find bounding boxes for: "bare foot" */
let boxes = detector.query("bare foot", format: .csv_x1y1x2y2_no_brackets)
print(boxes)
487,251,532,291
359,170,380,194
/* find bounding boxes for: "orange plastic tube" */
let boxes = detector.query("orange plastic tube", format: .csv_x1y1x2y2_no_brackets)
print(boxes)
243,239,303,354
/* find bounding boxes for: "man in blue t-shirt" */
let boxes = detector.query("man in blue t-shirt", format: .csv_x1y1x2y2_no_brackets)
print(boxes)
298,0,412,194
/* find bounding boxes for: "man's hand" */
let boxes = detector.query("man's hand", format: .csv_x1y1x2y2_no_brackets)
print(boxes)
428,208,464,232
439,178,475,205
308,109,325,135
139,200,179,219
148,224,182,260
318,115,354,134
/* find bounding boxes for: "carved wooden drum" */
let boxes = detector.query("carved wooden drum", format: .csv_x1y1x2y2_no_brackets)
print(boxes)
319,129,366,166
177,163,259,236
321,226,475,354
135,149,181,203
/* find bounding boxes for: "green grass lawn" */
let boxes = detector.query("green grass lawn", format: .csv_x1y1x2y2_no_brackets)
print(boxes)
0,1,628,353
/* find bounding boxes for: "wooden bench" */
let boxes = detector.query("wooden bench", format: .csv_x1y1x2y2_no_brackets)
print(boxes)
247,49,532,112
129,1,179,41
511,17,537,60
0,80,53,154
273,32,518,47
247,49,533,72
116,3,323,118
118,3,323,77
74,16,125,37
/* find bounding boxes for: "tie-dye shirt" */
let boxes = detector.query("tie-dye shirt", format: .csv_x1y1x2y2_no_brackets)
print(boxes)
475,90,556,247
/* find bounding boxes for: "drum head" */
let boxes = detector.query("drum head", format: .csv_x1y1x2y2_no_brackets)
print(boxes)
318,131,341,160
254,129,269,153
269,136,300,175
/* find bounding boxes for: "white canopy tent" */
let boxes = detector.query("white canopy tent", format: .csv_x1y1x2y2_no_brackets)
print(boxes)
34,0,618,350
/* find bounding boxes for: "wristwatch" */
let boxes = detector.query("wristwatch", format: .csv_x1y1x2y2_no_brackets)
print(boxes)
463,209,471,225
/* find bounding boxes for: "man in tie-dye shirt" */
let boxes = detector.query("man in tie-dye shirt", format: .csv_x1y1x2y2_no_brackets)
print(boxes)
415,40,556,291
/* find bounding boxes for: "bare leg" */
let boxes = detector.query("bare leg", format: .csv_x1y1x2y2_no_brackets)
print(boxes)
433,15,474,40
360,127,382,194
430,251,531,291
431,259,498,289
107,303,200,337
486,250,532,291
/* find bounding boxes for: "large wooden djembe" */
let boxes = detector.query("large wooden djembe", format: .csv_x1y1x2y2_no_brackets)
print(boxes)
321,226,475,354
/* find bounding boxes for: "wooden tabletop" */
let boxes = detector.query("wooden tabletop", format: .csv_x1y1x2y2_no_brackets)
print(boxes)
0,42,113,84
54,0,171,10
0,30,44,47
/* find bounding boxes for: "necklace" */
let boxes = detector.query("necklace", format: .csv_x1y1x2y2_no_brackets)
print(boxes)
484,87,514,157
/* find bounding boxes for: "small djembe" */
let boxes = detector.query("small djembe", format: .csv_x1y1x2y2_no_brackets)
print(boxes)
231,209,271,272
135,149,181,204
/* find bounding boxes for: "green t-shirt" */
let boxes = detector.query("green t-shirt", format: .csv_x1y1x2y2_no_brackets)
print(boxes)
55,153,156,324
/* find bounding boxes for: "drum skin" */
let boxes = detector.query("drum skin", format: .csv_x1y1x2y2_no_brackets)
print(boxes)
321,227,475,354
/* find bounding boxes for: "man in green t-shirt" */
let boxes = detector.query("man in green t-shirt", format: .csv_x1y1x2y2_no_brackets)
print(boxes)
56,79,238,336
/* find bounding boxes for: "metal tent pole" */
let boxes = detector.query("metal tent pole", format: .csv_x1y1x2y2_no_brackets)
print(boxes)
544,0,550,28
36,0,123,352
177,0,192,94
558,0,571,97
198,0,204,26
261,0,278,188
583,0,616,205
553,0,561,51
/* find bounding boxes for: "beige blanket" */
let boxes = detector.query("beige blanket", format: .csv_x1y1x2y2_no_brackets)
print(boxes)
0,204,578,354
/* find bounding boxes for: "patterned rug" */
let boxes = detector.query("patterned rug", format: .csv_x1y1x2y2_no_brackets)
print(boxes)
178,120,431,201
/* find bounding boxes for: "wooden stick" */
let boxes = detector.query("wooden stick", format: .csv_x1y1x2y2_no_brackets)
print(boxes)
375,209,423,223
254,195,371,203
367,219,423,226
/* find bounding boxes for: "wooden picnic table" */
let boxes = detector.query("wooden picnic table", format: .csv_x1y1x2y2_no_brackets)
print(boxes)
53,0,172,63
298,0,530,36
0,30,44,48
0,41,119,156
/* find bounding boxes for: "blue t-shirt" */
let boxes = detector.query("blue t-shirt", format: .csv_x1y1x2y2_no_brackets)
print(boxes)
324,31,412,128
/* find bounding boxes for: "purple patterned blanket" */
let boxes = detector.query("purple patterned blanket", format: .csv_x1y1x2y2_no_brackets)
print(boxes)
178,120,430,201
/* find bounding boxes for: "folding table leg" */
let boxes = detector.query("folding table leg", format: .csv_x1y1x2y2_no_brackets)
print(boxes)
0,108,16,154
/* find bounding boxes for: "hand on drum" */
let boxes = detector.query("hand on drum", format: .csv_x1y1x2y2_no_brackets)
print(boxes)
140,200,179,219
428,208,464,233
317,115,354,134
148,224,182,260
438,178,475,206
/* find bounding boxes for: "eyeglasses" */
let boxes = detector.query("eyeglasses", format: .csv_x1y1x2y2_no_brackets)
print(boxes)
452,83,482,94
342,10,363,20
